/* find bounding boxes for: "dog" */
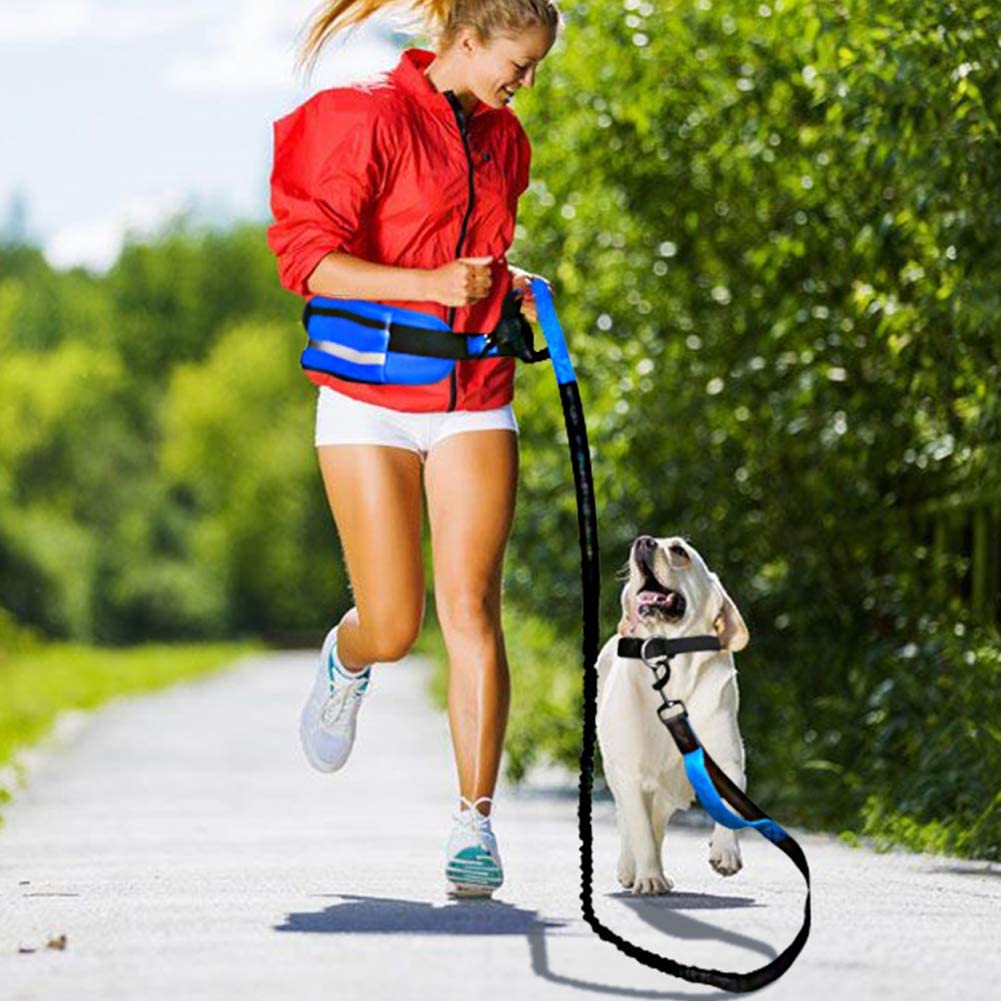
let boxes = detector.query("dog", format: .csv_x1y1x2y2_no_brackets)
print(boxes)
595,534,750,894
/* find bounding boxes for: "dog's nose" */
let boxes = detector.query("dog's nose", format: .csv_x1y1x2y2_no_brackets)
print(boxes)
634,536,657,554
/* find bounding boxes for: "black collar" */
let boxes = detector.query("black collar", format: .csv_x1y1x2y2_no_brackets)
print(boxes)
617,634,721,665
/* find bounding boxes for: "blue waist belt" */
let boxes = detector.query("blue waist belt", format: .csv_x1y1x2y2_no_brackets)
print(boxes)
300,288,549,385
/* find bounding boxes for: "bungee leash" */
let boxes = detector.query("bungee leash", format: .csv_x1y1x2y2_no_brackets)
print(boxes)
530,279,811,993
299,281,811,990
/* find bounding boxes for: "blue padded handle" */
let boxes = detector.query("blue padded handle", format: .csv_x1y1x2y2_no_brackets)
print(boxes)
531,278,577,385
682,747,789,844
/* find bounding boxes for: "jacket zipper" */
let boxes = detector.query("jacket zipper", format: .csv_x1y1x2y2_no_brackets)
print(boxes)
444,91,476,413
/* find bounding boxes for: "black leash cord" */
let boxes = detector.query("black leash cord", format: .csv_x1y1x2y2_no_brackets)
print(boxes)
560,378,811,992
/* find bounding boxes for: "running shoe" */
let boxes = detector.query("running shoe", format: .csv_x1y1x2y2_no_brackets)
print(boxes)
445,795,504,897
299,624,373,772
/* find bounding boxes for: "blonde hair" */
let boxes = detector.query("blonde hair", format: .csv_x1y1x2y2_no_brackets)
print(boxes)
294,0,562,82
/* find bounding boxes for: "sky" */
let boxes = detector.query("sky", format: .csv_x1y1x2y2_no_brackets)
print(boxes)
0,0,416,272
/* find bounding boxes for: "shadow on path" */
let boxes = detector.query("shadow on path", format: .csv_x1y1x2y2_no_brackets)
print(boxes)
610,890,774,962
275,889,771,999
274,892,566,935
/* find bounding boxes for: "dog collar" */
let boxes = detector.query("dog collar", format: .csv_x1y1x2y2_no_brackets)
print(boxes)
616,635,724,713
617,634,722,667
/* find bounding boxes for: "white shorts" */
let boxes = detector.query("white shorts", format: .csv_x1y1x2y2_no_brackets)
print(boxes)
314,385,519,459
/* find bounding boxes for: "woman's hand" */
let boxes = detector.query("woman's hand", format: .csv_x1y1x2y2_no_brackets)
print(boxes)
425,256,494,308
508,264,550,324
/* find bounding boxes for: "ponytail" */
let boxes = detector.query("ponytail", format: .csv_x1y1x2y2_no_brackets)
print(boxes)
294,0,562,83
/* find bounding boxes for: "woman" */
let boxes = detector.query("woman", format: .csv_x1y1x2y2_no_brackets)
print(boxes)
266,0,561,897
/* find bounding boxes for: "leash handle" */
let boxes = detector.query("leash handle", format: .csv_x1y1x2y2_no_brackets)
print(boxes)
531,279,576,385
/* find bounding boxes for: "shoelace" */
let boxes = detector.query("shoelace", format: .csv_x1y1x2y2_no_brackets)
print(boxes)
321,653,371,726
452,795,495,840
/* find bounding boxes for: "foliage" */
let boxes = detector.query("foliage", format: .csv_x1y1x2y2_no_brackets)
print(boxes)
0,223,342,643
0,0,998,858
497,0,1001,859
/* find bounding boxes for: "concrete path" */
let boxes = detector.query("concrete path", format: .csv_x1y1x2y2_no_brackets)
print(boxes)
1,650,997,1000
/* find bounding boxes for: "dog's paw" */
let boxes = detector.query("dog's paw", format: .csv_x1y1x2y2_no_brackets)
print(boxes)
709,843,742,877
631,869,674,895
617,859,636,890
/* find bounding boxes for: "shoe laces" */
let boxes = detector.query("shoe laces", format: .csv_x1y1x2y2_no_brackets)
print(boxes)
321,651,371,725
452,795,494,836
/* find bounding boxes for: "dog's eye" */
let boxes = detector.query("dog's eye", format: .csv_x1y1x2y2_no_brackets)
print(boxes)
669,543,688,559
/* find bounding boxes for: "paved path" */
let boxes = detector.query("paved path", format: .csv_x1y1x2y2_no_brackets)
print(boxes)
1,650,997,1000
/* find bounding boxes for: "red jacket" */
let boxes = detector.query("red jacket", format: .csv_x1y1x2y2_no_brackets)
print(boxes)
267,47,532,413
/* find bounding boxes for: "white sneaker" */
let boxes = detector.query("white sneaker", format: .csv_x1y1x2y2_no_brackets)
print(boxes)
445,795,504,897
299,624,373,773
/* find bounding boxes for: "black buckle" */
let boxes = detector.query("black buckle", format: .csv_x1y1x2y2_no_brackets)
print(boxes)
487,289,550,363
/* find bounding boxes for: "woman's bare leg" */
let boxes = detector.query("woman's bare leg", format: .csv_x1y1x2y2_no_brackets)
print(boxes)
316,444,426,669
424,429,519,817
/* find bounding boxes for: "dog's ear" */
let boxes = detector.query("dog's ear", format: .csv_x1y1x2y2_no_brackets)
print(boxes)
712,578,749,651
617,582,633,635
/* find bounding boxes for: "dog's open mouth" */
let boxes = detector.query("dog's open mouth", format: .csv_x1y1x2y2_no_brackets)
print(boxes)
636,575,686,619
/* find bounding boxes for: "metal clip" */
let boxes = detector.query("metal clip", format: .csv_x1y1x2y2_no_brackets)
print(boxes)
639,636,671,672
656,698,688,722
640,638,686,713
639,637,674,695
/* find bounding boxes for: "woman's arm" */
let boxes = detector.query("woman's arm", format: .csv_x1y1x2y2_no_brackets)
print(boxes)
309,250,497,309
306,250,430,301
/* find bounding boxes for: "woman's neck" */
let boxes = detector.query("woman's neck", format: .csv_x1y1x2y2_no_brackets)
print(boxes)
423,57,478,116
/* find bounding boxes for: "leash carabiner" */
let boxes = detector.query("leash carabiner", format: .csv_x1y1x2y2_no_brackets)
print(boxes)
639,636,673,693
639,637,686,716
639,636,673,673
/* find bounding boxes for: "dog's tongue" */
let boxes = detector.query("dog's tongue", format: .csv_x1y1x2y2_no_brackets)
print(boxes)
638,589,674,607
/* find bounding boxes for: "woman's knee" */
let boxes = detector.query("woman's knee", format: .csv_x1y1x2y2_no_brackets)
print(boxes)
317,443,426,662
355,601,425,663
436,586,501,636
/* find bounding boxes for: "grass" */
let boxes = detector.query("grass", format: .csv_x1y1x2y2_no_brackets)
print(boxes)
0,637,264,821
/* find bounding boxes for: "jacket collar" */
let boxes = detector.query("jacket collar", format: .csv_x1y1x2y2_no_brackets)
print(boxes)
389,46,494,122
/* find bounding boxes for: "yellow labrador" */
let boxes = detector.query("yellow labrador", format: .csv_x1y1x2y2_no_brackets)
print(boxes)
596,534,750,894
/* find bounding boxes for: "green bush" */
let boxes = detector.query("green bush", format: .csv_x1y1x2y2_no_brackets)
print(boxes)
0,0,998,859
0,605,42,661
493,0,1001,859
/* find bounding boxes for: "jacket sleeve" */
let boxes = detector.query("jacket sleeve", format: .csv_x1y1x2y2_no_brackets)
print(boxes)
267,91,386,297
514,123,532,197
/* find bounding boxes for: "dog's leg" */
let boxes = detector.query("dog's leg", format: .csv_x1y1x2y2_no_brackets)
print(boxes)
615,808,636,890
707,792,743,876
702,681,745,877
651,797,678,889
617,781,673,894
651,791,675,878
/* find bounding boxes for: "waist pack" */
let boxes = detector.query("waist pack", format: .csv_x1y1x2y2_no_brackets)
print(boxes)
300,288,549,386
